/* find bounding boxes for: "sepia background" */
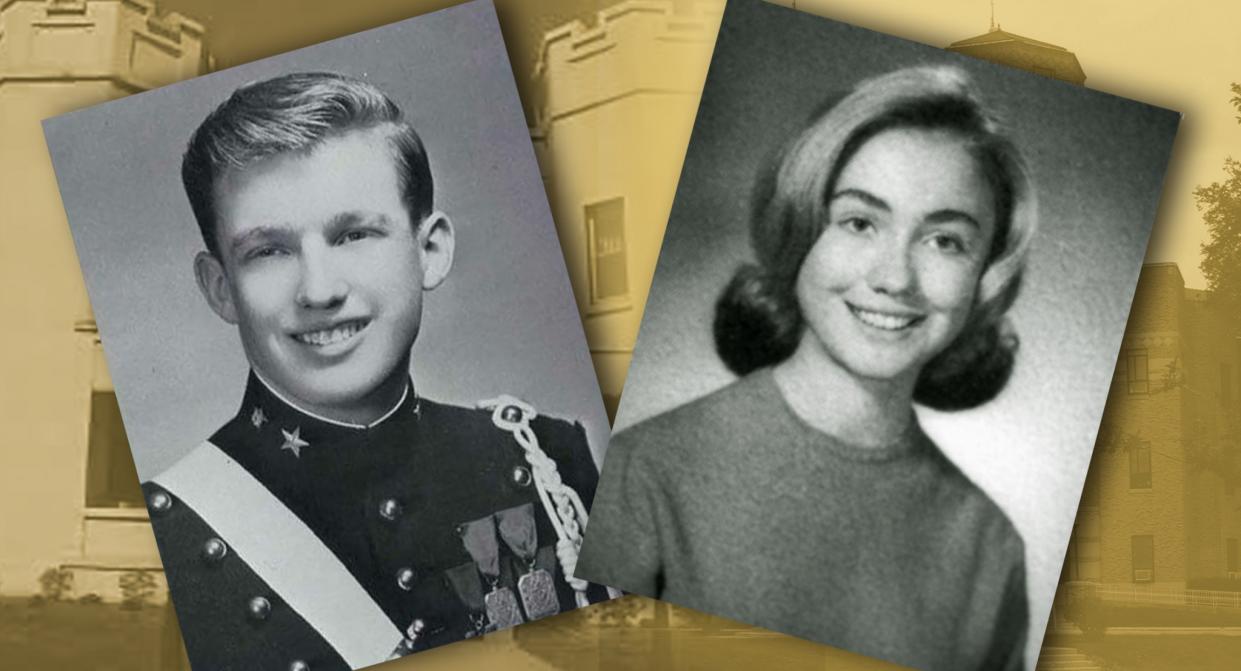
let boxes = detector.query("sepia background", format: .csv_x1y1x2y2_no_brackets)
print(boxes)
2,0,1241,670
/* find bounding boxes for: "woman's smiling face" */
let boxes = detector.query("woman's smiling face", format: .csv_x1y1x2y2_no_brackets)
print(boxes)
794,126,997,386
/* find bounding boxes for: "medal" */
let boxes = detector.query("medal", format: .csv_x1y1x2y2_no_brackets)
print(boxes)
517,569,559,620
444,563,488,638
458,516,525,632
483,583,524,630
497,503,560,621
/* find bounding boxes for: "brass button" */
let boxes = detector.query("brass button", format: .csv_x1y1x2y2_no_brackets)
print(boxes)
379,498,402,521
247,596,271,621
501,405,523,423
407,618,427,638
289,661,310,671
148,490,172,514
511,466,532,488
396,567,416,591
201,538,228,563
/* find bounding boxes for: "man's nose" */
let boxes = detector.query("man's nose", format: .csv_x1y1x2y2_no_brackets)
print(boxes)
866,241,916,296
295,244,348,309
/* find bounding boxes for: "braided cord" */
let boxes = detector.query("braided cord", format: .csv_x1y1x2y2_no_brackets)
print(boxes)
480,396,592,606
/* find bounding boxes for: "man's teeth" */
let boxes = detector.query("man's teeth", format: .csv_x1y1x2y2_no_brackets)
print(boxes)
295,321,365,346
852,308,918,331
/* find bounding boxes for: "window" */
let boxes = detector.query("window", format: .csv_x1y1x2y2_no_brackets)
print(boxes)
1129,441,1152,489
1132,535,1154,582
1126,351,1149,394
585,198,629,312
1062,509,1101,582
1228,538,1239,574
84,391,143,508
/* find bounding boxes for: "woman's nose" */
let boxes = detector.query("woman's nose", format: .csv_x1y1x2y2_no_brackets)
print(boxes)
295,247,348,309
866,244,916,296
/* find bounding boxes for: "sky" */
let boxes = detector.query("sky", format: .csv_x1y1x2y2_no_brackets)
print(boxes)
154,0,1241,289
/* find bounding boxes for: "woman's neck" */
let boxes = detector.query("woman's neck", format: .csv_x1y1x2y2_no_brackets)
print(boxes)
772,335,918,449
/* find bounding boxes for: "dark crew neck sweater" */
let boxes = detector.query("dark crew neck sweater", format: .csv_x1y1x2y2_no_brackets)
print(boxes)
577,369,1027,671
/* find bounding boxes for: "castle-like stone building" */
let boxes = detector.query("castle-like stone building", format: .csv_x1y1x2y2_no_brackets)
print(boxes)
0,0,206,600
530,0,722,421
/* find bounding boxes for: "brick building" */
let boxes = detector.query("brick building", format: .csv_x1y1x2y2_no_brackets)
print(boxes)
944,19,1241,594
1063,263,1241,588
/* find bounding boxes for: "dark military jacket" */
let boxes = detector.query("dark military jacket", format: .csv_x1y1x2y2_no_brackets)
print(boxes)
143,374,609,670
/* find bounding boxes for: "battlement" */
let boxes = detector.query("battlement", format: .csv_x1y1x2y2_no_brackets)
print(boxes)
532,0,722,125
0,0,207,91
1136,262,1186,292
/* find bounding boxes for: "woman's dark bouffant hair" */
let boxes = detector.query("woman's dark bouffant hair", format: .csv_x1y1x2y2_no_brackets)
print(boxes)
713,66,1037,411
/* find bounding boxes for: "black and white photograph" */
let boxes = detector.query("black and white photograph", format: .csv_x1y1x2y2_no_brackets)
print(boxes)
575,1,1180,670
43,1,615,669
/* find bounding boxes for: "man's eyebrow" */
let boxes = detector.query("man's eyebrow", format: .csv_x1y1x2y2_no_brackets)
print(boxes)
924,209,983,230
228,225,292,255
326,211,394,229
830,188,889,211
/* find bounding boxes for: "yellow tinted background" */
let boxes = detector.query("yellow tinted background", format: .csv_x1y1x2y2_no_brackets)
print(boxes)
2,0,1238,669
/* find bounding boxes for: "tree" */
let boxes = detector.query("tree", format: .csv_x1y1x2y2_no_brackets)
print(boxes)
1195,83,1241,314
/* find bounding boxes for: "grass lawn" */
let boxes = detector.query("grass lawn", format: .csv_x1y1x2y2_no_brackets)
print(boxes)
1056,635,1241,671
0,598,170,671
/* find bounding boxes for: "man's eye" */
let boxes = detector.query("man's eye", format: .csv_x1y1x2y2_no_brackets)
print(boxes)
246,246,286,261
338,229,373,244
838,216,874,234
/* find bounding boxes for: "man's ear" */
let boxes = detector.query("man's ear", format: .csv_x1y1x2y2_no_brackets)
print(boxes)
418,210,455,290
194,251,239,324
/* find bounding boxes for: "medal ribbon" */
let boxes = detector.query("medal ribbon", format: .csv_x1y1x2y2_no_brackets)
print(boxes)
458,516,501,583
496,503,538,567
445,563,486,613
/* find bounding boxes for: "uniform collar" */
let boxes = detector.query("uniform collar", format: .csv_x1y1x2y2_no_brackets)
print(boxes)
236,371,420,448
250,370,412,430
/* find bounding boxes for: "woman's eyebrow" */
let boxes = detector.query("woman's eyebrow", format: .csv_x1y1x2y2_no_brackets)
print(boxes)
924,209,982,229
830,188,889,211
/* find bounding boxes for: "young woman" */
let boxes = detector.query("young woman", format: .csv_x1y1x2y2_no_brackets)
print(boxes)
577,65,1037,671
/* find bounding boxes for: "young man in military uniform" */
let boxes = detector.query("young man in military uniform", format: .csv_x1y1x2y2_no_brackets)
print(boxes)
142,72,613,671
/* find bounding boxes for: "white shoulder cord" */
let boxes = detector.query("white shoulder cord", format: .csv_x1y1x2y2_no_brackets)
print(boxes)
478,396,622,606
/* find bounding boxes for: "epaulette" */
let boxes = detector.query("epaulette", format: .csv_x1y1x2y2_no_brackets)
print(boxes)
477,395,591,606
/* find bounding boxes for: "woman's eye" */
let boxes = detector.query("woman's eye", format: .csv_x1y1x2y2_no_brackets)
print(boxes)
926,233,967,254
838,216,873,234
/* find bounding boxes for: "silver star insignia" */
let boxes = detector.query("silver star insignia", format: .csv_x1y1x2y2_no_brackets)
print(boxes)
251,407,267,429
280,427,309,458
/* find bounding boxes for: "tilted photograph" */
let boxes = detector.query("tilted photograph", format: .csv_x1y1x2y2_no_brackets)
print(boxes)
575,1,1180,670
42,1,616,669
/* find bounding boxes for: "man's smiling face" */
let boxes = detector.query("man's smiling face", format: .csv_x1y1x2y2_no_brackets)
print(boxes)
196,126,449,422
